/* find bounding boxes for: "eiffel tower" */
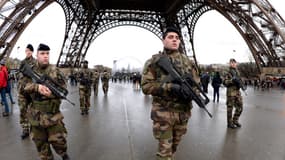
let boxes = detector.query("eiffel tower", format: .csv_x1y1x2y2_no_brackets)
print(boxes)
1,0,285,72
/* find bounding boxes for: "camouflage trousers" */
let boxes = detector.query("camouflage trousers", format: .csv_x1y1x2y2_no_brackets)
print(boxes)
18,94,30,133
79,86,91,112
102,81,109,95
226,94,243,124
93,82,99,96
151,103,191,160
31,121,67,160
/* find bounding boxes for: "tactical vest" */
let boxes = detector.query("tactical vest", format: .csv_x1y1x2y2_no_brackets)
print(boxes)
30,64,62,114
150,51,196,111
79,68,93,86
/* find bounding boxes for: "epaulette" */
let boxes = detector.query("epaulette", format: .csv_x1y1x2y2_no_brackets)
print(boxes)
151,51,163,64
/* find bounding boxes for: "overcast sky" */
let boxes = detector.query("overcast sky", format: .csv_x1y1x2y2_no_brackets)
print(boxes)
10,0,285,69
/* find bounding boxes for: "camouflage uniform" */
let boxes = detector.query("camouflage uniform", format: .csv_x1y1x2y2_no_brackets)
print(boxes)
223,67,243,128
93,69,100,96
23,63,68,160
101,70,110,95
141,50,200,160
17,56,36,137
78,67,93,114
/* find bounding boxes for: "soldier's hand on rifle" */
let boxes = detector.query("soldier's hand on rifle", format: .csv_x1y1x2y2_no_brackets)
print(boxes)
232,77,240,86
170,83,192,101
38,84,52,97
182,73,193,86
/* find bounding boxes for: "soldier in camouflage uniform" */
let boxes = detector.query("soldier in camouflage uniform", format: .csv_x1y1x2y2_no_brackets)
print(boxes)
101,69,110,95
17,44,36,139
78,60,93,115
223,58,243,129
22,44,70,160
141,27,200,160
93,69,100,96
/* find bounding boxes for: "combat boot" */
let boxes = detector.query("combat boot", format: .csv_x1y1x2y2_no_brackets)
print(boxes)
21,131,30,139
85,109,89,115
62,154,70,160
233,121,242,128
227,123,237,129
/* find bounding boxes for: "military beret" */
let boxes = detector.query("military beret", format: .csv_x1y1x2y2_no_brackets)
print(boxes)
26,44,34,52
163,26,181,39
37,43,50,51
230,58,237,63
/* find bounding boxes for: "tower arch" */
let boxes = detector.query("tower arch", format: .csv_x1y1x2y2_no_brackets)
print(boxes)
1,0,285,73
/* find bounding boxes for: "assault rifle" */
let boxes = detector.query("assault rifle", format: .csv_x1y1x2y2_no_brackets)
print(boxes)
20,63,75,106
157,56,212,118
230,70,247,95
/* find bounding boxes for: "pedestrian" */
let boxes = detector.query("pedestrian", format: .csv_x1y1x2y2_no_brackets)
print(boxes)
21,43,70,160
69,69,76,86
212,71,222,102
17,44,36,139
6,70,15,104
78,60,93,115
201,72,210,93
0,60,10,117
223,58,244,129
141,26,200,160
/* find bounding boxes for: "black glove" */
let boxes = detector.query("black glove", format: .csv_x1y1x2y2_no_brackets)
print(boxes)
170,83,192,101
232,77,241,88
232,77,239,84
171,84,181,96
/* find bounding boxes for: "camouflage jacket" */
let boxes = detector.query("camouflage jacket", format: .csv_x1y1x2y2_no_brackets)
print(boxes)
78,68,93,87
18,56,36,94
223,67,241,96
101,72,110,82
23,63,67,127
93,71,100,83
141,50,200,111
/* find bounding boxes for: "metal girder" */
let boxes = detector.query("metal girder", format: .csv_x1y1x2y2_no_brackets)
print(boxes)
91,10,163,40
1,0,285,73
0,0,54,60
0,0,9,10
176,0,210,68
56,0,99,67
173,0,285,72
207,0,285,71
56,8,167,67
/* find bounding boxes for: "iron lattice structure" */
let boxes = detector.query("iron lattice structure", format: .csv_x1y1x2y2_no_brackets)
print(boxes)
1,0,285,72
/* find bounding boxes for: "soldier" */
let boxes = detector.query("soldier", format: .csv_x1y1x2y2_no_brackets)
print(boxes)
78,60,93,115
141,27,200,160
17,44,36,139
93,69,100,96
223,58,243,129
22,43,70,160
101,69,110,95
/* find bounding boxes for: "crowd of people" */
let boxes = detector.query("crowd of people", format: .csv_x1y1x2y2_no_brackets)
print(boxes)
110,72,142,90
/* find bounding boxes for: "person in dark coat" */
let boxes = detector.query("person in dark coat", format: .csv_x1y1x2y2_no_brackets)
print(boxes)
211,71,222,102
201,72,210,93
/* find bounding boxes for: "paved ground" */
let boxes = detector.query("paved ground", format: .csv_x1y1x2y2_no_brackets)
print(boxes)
1,82,285,160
